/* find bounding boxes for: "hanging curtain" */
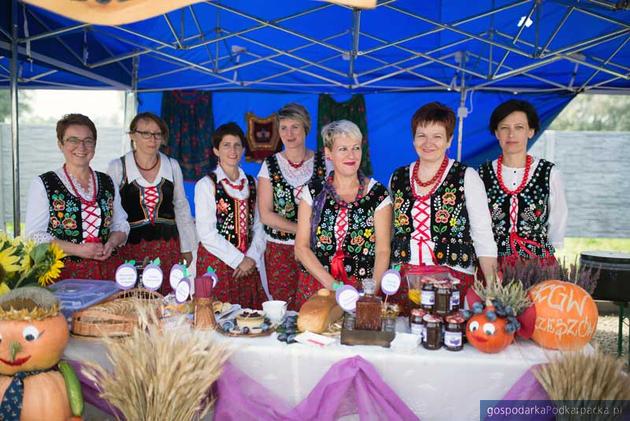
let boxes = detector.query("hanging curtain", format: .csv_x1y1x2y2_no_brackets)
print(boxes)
317,94,373,176
161,90,215,181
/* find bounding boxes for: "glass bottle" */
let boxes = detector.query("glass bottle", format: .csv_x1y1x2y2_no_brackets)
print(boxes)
355,278,382,331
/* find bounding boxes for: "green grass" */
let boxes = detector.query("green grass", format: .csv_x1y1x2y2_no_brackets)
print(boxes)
556,237,630,264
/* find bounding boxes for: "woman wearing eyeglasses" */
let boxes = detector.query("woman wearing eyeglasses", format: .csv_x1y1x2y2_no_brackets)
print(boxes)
25,113,130,281
107,112,196,295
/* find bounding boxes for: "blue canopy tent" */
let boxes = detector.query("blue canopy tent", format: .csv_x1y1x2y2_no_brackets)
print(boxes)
1,0,629,230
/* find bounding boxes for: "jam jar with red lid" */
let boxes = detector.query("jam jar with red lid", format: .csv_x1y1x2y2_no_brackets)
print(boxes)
422,314,442,350
444,313,465,351
410,308,426,341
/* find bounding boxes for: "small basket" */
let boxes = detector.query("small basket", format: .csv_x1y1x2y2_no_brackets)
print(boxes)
71,288,163,338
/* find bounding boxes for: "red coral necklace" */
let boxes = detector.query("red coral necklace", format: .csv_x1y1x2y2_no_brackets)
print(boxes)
497,154,532,195
411,156,449,201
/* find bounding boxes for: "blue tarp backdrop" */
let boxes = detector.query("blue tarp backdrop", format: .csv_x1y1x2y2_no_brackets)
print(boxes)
138,90,573,213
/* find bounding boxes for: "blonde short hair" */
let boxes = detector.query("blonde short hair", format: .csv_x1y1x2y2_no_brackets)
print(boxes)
276,103,311,135
321,120,362,150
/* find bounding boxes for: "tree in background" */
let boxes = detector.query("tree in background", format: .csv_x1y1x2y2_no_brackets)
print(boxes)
550,94,630,131
0,90,31,123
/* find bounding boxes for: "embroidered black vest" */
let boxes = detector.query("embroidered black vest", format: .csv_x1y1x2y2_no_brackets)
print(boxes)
118,156,179,244
479,159,555,258
263,150,326,241
40,170,114,245
390,162,476,268
209,173,257,250
307,179,389,281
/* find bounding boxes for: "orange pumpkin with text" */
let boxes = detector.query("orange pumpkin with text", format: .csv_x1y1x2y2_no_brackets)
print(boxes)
529,280,598,350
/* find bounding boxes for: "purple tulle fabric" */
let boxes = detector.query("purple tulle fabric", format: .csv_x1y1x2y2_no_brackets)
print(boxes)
71,355,418,420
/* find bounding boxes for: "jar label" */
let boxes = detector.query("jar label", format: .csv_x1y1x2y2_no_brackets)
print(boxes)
444,330,462,347
450,291,460,308
411,323,423,336
421,290,435,305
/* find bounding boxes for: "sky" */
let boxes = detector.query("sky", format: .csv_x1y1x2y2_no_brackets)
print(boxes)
21,89,126,127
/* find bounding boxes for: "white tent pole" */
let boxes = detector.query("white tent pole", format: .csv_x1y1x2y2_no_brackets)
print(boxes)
456,87,467,162
10,0,20,236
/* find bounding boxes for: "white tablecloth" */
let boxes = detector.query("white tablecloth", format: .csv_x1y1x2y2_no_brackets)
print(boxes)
65,321,561,421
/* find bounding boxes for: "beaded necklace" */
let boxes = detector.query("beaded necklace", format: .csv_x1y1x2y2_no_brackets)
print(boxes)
497,154,532,195
411,157,449,201
326,173,367,207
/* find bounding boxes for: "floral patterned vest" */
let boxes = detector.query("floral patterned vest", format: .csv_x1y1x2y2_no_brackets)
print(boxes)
264,151,326,241
479,159,555,258
209,173,256,250
40,171,114,244
118,156,178,244
308,179,389,281
390,162,476,268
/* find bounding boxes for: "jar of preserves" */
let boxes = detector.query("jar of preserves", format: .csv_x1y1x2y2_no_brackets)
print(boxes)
421,280,435,312
410,308,426,341
422,314,442,350
444,313,465,351
450,279,461,312
435,281,451,315
355,279,382,331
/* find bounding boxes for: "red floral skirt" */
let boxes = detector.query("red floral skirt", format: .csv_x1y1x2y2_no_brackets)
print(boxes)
264,242,301,310
294,272,361,311
118,238,182,295
498,254,558,269
196,245,266,310
388,264,475,316
58,259,113,281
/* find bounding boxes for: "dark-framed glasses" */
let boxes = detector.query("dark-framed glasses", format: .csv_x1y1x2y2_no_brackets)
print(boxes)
63,136,96,149
133,130,164,140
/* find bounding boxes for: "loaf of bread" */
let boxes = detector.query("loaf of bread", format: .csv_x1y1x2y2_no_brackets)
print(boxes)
297,289,344,333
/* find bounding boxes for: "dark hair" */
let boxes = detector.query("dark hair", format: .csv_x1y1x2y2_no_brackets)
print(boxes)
212,122,246,149
56,114,97,143
129,112,169,140
411,102,456,139
489,99,540,134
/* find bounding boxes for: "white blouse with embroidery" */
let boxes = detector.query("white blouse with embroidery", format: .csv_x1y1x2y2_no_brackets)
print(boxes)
25,168,130,244
107,151,197,253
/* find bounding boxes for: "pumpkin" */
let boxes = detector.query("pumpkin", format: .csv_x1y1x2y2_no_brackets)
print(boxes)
466,306,515,353
0,287,77,420
529,280,598,350
0,371,71,421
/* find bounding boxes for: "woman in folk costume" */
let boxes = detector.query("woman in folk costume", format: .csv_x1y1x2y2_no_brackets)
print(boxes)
107,112,196,295
294,120,392,309
258,103,328,310
195,122,267,309
25,114,129,281
389,102,498,309
479,99,567,267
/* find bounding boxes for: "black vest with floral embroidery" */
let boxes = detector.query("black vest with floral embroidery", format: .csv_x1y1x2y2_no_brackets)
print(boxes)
307,179,389,281
118,156,178,244
40,170,114,244
479,159,555,258
209,173,256,250
264,151,327,241
390,162,476,269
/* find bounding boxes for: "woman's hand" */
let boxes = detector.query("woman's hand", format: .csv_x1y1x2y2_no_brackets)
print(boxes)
181,252,193,267
77,242,105,260
233,256,257,280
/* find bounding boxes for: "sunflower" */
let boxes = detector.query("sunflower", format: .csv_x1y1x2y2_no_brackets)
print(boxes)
37,243,65,286
0,244,21,277
18,239,35,272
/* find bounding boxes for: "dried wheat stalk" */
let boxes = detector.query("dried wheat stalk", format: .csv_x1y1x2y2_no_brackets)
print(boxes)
82,302,230,421
535,349,630,411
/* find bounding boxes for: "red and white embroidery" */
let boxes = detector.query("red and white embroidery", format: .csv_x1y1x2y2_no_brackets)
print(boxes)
143,186,159,223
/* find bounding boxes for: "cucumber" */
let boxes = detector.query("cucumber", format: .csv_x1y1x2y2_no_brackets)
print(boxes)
58,360,84,417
